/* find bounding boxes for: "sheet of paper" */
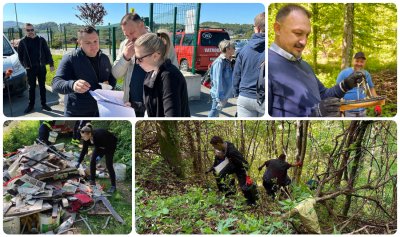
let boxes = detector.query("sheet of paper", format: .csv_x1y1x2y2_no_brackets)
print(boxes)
89,90,136,117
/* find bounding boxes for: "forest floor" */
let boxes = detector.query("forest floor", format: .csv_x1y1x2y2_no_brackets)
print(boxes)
135,157,394,234
369,69,397,116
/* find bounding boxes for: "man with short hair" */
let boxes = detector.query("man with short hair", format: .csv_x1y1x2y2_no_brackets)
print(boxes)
112,13,178,117
210,136,258,205
268,4,364,117
52,26,116,117
233,12,265,117
336,52,381,117
18,23,55,113
258,154,302,199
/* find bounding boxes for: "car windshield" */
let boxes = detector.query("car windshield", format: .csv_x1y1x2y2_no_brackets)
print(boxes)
3,36,15,56
200,32,230,47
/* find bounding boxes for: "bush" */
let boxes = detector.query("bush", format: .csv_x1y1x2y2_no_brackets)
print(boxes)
3,121,40,153
51,40,62,49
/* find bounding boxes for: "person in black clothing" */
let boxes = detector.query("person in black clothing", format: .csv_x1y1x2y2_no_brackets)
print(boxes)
38,120,55,145
205,150,236,196
52,26,116,117
133,32,190,117
18,23,55,114
258,154,302,199
76,123,118,193
210,136,257,205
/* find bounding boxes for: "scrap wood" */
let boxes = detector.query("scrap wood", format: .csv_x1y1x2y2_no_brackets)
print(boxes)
22,155,59,170
19,174,46,191
5,201,52,218
3,174,23,187
3,202,12,215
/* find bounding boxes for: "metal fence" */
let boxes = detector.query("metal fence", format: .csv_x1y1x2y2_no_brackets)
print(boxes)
4,3,202,67
151,3,201,73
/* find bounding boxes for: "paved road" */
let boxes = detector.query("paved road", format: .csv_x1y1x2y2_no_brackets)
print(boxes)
4,84,237,118
3,85,64,117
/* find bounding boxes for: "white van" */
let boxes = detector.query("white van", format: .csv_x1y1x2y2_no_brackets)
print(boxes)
3,34,27,95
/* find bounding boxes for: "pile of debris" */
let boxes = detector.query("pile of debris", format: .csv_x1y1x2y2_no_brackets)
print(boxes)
3,140,125,234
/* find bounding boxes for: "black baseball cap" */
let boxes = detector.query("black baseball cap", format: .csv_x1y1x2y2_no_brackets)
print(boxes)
354,52,366,59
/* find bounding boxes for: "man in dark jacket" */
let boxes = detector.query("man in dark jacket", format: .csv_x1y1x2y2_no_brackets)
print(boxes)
18,23,54,113
233,12,265,117
258,154,302,199
52,26,116,117
205,150,236,196
210,136,258,205
268,4,363,117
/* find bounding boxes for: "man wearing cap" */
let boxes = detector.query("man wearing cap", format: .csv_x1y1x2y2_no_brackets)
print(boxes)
268,4,364,117
336,52,381,117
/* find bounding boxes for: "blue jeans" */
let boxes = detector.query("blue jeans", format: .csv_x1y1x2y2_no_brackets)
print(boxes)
208,98,226,117
237,95,265,117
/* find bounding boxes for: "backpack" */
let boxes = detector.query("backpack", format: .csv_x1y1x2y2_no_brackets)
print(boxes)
256,61,265,105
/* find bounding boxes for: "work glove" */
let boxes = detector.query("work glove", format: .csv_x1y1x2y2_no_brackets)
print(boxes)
245,176,253,186
341,71,364,91
258,166,263,171
314,97,341,117
374,105,382,116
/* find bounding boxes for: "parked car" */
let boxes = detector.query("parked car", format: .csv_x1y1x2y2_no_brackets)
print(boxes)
3,34,27,95
174,28,230,72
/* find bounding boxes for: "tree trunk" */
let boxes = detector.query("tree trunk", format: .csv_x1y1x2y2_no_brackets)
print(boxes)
194,121,203,175
271,121,278,157
333,121,358,188
240,121,245,156
293,121,309,183
185,122,201,175
342,121,372,216
156,121,185,178
312,3,319,71
341,3,354,69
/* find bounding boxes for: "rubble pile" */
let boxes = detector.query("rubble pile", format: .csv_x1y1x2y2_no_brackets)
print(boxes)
3,142,125,234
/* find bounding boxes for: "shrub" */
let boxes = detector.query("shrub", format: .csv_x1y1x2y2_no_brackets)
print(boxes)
3,121,40,153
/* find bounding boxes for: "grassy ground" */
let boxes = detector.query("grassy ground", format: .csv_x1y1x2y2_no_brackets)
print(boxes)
53,136,133,234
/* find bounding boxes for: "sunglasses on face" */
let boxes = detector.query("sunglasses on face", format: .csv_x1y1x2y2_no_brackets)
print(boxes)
26,29,34,32
136,52,154,63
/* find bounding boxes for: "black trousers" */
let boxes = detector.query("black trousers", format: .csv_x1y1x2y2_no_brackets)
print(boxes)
219,163,257,204
90,145,117,187
27,65,47,106
263,177,291,200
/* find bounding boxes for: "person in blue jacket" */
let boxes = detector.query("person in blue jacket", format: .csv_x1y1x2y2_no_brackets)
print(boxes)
268,4,363,117
208,40,236,117
336,52,381,117
233,12,265,117
52,26,116,117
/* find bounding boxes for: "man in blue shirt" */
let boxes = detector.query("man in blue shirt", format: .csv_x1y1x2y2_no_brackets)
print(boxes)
336,52,381,117
268,4,363,117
